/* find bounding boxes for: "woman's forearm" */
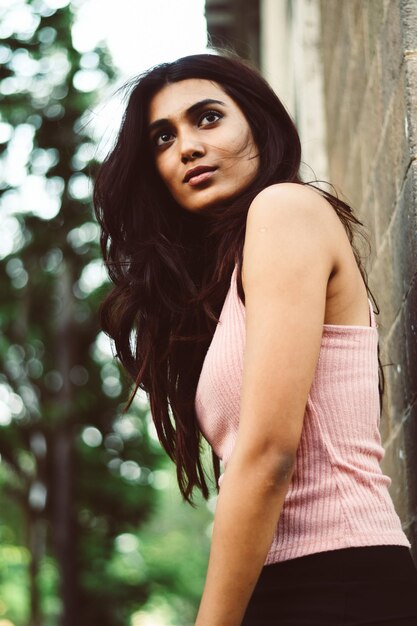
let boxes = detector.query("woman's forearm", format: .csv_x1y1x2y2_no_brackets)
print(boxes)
194,447,295,626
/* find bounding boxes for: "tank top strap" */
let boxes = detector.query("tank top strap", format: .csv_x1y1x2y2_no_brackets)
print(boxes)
230,263,239,292
368,298,378,329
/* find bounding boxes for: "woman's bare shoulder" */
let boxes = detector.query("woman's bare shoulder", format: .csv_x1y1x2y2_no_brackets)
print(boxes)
251,182,337,216
247,182,344,240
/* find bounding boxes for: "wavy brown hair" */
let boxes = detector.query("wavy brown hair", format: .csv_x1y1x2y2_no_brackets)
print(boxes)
93,51,384,506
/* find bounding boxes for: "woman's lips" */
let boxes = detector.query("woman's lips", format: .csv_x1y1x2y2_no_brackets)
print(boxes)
187,170,217,186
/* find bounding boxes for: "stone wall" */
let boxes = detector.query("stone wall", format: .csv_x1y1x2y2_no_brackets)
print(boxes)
320,0,417,557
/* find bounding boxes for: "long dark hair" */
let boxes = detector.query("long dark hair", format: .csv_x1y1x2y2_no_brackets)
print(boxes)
93,51,384,506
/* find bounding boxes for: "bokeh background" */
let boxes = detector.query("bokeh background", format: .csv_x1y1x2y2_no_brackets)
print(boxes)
1,1,417,625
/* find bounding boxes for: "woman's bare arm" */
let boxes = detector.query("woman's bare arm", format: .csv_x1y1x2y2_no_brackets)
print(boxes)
194,183,337,626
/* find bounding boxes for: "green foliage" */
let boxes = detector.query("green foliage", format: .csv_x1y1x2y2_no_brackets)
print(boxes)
0,522,30,624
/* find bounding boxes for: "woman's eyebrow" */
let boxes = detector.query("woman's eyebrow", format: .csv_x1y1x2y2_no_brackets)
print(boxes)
148,98,227,134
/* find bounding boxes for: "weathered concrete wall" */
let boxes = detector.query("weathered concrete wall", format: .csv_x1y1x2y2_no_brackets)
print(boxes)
260,0,329,185
320,0,417,557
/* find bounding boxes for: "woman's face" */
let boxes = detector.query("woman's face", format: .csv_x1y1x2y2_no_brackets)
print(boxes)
147,78,260,212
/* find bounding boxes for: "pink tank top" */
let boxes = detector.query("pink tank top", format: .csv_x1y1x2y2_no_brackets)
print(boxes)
195,263,410,564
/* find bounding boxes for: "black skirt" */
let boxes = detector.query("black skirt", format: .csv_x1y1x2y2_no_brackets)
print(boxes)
241,545,417,626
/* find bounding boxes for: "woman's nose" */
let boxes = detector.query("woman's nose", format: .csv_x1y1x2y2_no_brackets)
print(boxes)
179,132,206,164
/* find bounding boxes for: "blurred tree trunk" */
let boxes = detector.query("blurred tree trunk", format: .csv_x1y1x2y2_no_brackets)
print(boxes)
52,263,79,625
53,428,78,626
28,517,45,626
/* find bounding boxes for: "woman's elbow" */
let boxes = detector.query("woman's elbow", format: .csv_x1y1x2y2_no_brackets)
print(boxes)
238,443,297,489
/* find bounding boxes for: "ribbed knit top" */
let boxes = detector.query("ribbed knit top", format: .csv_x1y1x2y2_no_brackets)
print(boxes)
195,263,410,565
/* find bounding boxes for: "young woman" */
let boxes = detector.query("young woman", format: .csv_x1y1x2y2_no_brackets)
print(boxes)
93,52,417,626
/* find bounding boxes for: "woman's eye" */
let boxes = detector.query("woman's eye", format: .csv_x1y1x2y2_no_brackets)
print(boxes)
199,110,223,126
154,131,174,147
